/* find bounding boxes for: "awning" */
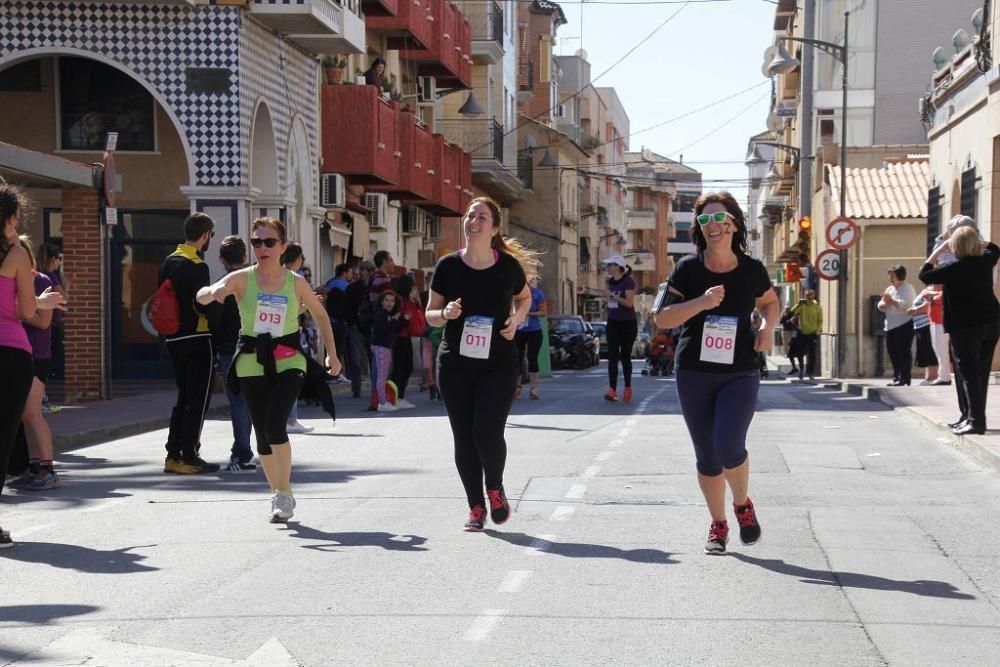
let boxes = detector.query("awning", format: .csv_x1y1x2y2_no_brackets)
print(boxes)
326,222,352,249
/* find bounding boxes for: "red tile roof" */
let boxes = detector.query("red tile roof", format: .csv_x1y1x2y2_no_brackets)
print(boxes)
827,159,929,220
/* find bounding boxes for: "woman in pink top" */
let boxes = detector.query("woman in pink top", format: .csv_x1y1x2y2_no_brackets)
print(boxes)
0,186,66,549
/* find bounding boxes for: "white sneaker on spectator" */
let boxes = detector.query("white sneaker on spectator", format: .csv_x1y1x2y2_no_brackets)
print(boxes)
396,398,416,410
377,402,398,412
286,420,313,434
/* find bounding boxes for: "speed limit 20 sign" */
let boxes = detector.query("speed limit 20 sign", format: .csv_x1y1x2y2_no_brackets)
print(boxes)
815,249,841,280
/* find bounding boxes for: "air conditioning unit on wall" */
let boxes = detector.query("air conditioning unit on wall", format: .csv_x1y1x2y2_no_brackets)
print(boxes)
320,173,346,208
418,76,436,104
401,206,428,236
364,193,389,230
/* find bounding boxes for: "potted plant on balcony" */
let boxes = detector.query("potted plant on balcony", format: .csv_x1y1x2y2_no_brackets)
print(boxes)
322,55,347,85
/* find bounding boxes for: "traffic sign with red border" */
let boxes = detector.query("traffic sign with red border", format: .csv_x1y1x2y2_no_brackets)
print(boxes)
815,249,841,280
825,216,858,250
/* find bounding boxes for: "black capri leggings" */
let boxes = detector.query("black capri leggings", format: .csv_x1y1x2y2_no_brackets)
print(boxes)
240,369,305,455
438,360,518,508
0,347,33,492
515,329,543,374
606,319,638,390
675,368,760,476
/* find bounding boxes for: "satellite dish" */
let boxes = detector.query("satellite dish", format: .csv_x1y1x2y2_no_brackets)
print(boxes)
766,113,784,133
973,7,984,32
953,29,971,52
932,46,949,70
761,45,778,78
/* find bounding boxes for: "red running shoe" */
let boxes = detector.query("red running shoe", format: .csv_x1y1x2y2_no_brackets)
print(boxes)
623,387,633,403
604,388,618,402
464,505,487,532
734,497,762,545
487,486,511,525
704,520,729,555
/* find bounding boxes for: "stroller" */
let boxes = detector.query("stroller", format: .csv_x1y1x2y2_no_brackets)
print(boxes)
640,330,675,377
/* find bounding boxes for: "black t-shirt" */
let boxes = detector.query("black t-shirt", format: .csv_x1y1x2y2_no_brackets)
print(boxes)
430,251,527,368
667,253,773,373
918,242,1000,334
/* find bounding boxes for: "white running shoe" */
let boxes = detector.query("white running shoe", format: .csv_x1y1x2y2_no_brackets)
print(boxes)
270,491,295,523
286,420,314,434
377,402,398,412
396,398,416,410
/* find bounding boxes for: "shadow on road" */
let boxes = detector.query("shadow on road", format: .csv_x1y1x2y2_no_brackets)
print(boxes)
283,522,428,552
0,543,157,574
730,553,976,599
0,603,99,625
484,531,677,564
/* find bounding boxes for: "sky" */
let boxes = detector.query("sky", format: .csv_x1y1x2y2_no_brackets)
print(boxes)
554,0,778,207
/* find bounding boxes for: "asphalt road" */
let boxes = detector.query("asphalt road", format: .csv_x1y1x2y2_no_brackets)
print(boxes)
3,365,1000,666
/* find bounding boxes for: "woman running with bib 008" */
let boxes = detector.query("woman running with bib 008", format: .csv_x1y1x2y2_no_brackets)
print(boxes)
654,192,777,555
198,218,341,523
426,197,537,532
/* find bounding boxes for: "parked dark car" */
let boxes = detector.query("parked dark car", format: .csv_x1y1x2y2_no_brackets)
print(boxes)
548,315,600,369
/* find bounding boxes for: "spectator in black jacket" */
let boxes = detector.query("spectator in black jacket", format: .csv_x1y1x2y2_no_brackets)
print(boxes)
919,226,1000,436
343,260,374,398
158,213,220,474
323,263,351,372
216,236,255,472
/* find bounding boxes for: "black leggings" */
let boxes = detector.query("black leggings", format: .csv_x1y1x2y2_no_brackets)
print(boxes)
515,329,543,374
438,360,518,507
240,370,305,455
675,368,760,476
391,336,413,399
606,319,638,390
0,347,33,493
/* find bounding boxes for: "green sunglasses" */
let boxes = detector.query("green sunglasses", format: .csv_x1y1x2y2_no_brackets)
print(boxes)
695,211,735,226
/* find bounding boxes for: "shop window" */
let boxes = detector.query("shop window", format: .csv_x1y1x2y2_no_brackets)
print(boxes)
59,57,155,151
0,60,42,92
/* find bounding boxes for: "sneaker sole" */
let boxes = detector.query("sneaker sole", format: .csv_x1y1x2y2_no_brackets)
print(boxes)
269,515,289,524
704,546,728,555
463,524,485,532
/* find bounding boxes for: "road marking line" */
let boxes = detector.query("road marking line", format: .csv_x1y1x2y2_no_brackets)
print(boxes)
12,523,51,538
594,451,615,462
581,465,600,478
463,609,507,641
527,535,555,556
549,505,575,521
498,570,532,593
608,439,624,448
82,497,130,513
565,484,586,499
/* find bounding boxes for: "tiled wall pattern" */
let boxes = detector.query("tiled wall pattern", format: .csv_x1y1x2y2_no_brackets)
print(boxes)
0,1,242,186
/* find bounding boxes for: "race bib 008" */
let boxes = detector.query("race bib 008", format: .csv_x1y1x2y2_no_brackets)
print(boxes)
700,315,738,365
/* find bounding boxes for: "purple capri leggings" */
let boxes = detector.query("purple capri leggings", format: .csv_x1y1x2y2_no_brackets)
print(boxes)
674,368,760,476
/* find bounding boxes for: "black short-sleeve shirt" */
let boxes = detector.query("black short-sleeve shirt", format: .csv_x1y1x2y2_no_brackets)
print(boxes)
667,253,773,373
431,251,527,368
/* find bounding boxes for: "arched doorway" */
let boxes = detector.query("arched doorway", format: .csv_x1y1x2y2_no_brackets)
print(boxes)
250,100,280,226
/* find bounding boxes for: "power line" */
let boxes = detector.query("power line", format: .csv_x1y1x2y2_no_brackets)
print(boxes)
665,90,771,157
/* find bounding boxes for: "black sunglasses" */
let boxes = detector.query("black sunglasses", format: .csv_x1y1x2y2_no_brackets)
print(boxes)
250,238,280,248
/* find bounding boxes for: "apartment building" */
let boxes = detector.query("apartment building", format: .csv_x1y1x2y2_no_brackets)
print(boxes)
0,0,365,396
622,149,677,293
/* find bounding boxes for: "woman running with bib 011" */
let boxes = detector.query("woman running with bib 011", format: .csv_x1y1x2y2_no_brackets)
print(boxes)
198,218,341,523
655,192,778,555
426,197,536,532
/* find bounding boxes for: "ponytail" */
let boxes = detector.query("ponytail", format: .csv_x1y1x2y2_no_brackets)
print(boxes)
467,195,542,281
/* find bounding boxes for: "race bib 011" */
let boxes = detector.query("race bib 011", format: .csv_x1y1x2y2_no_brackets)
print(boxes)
700,315,738,365
460,316,494,359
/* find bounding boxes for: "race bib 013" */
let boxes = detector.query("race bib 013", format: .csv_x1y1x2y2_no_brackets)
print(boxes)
700,315,738,365
254,293,289,336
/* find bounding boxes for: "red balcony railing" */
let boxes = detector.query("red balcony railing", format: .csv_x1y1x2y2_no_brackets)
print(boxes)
366,0,433,50
399,0,472,89
370,109,435,202
321,85,399,186
421,134,464,216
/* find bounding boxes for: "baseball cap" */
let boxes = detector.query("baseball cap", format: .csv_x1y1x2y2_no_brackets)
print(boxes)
602,255,626,268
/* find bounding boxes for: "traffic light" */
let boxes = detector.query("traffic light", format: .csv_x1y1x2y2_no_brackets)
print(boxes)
796,216,812,263
798,216,812,232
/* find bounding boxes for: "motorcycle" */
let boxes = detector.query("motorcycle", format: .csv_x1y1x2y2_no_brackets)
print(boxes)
549,329,598,370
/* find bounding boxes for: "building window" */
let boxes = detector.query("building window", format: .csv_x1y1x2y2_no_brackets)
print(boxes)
59,57,155,151
539,36,552,82
0,60,42,92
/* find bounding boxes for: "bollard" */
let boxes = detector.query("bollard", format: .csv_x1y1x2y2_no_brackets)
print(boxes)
539,316,552,378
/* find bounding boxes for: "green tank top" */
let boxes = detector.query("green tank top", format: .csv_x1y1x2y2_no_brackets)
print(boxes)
235,267,307,377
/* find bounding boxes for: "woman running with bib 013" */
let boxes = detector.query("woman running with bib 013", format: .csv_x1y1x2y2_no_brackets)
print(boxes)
426,197,537,532
198,218,341,523
654,192,778,555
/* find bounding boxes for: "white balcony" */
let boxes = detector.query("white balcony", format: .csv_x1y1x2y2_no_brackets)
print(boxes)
625,208,656,231
251,0,365,55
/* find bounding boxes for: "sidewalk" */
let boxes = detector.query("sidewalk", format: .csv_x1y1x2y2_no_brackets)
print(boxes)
767,354,1000,472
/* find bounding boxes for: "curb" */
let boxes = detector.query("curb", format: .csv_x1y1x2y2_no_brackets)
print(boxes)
828,380,1000,472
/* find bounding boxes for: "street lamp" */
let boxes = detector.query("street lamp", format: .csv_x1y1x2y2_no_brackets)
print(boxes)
768,10,850,378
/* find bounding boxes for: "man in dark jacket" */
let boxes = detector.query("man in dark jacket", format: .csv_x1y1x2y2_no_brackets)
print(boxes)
343,260,374,398
216,236,255,472
158,213,219,474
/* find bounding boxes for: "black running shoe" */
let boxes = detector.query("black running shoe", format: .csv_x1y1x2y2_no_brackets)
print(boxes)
464,505,487,532
487,486,511,525
734,498,762,545
704,520,729,555
181,456,220,473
